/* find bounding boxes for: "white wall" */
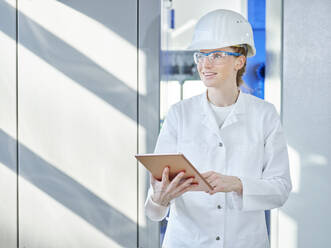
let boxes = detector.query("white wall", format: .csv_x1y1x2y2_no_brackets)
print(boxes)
17,0,138,247
266,0,331,247
0,0,160,247
281,1,331,247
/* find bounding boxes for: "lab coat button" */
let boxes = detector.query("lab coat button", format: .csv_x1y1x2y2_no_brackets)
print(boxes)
217,205,222,209
218,142,223,147
216,236,221,240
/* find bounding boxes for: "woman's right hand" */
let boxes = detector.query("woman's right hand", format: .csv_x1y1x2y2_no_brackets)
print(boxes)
150,166,197,207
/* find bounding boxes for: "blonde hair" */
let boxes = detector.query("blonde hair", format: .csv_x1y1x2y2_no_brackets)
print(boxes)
231,45,248,87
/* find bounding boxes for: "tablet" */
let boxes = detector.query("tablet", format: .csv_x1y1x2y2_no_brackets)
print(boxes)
135,153,213,191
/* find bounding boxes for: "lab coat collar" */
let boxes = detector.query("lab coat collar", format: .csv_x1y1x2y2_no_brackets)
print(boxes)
200,89,246,137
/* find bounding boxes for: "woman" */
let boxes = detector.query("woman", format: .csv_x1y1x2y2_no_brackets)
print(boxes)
145,9,292,248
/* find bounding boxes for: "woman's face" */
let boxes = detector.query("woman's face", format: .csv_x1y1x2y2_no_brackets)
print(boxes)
197,47,244,88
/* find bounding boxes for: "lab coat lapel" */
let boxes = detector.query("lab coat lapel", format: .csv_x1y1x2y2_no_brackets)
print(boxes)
200,89,246,136
221,90,246,129
200,90,222,137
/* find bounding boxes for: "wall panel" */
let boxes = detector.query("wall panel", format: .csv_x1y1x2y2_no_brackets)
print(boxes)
18,1,138,247
0,0,17,247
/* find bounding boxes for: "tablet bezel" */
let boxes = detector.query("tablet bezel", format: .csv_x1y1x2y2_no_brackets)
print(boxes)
135,153,213,191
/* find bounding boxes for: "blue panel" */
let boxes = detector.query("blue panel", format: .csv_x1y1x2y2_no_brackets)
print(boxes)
170,9,175,29
242,0,266,100
248,0,265,29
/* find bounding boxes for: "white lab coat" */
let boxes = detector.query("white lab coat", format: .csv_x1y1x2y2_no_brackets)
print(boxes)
145,90,292,248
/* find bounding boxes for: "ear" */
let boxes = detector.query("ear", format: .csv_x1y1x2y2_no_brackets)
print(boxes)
235,56,246,71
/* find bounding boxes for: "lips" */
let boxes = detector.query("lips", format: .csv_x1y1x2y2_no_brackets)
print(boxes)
203,72,217,76
203,72,217,78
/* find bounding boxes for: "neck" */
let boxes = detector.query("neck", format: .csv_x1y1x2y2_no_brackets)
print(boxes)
207,83,239,107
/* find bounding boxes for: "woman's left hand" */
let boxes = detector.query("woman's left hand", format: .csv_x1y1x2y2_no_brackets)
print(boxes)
202,171,243,195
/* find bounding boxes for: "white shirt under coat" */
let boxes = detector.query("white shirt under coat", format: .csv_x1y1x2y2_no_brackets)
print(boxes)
145,90,292,248
209,100,235,129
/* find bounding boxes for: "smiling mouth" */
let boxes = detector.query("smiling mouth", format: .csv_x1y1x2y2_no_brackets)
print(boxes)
203,72,217,78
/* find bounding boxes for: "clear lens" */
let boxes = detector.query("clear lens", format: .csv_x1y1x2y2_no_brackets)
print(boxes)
193,52,201,64
193,51,228,65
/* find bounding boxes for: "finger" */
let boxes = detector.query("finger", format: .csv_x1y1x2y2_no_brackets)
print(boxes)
186,183,201,192
183,181,200,192
201,171,213,177
207,174,219,183
209,174,218,181
173,177,195,194
180,175,195,184
162,166,170,183
168,171,186,191
150,173,155,183
178,177,186,184
202,171,214,179
150,173,158,185
206,177,215,185
209,189,216,195
174,179,196,196
205,187,213,194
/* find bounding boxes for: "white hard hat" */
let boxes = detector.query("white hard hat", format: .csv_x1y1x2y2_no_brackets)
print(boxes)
187,9,256,57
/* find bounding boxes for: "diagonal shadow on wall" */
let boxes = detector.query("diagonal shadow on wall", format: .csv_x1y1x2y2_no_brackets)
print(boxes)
0,128,143,247
57,0,137,48
0,1,157,129
0,1,161,247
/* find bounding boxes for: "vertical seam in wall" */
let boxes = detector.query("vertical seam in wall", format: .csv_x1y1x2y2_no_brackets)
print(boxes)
15,0,19,247
280,0,284,123
275,1,285,248
158,3,161,247
136,0,140,247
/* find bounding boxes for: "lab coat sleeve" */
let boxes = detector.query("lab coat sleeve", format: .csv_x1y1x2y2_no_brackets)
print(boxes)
145,185,170,221
231,104,292,211
153,104,179,154
144,104,178,221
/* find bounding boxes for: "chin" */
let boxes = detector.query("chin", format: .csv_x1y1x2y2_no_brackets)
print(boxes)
202,79,219,88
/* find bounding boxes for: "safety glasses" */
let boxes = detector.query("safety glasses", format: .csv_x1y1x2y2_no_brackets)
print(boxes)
193,50,242,65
